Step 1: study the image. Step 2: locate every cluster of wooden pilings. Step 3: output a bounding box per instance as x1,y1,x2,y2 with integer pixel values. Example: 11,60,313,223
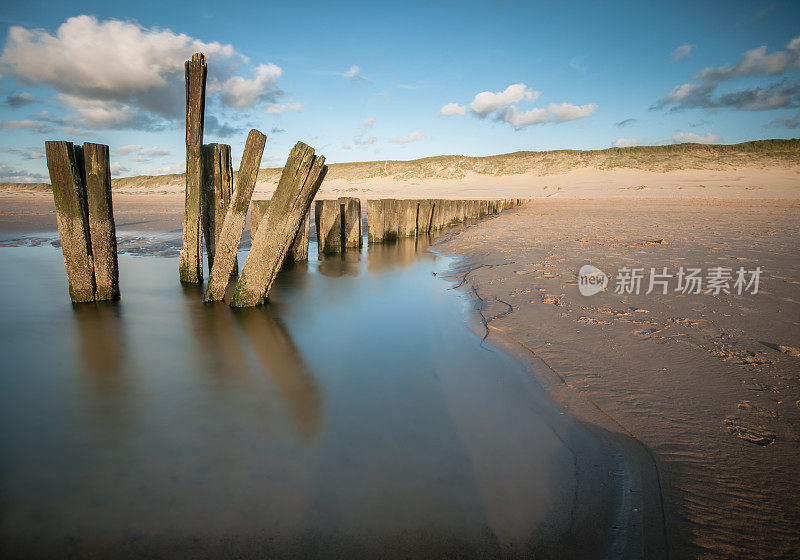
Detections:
174,53,330,308
44,51,527,307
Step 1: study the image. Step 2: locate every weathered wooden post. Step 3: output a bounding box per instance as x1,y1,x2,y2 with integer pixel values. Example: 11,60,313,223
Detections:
179,52,207,284
366,199,384,243
83,143,119,301
203,129,266,302
339,197,362,248
315,199,342,254
46,141,95,303
202,143,235,274
417,200,433,235
397,200,418,238
251,200,310,261
230,141,327,308
382,199,399,241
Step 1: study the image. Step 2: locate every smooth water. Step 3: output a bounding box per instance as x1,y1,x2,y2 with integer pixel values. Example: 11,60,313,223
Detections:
0,233,620,558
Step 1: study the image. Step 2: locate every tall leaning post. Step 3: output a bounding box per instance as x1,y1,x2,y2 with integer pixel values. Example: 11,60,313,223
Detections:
251,200,310,262
83,143,119,301
45,141,95,303
179,52,207,284
230,142,327,308
203,129,267,302
202,143,235,274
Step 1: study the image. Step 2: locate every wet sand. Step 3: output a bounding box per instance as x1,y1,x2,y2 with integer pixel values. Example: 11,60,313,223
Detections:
436,198,800,559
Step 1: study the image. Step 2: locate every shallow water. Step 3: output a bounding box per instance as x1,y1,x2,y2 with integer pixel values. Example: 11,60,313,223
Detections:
0,233,621,558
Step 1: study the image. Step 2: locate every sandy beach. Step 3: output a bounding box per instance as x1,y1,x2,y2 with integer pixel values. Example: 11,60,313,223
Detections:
437,197,800,559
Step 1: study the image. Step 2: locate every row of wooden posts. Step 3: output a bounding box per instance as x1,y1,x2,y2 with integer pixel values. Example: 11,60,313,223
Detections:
44,51,526,307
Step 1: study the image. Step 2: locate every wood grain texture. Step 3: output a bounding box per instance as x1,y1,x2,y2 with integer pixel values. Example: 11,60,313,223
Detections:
83,143,119,301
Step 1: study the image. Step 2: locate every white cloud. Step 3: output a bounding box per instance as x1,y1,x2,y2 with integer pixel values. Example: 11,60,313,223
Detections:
354,134,377,146
469,83,540,116
57,94,143,129
341,142,352,150
443,84,596,128
501,106,548,127
695,36,800,82
115,145,142,156
0,119,52,132
0,146,44,159
390,131,425,144
212,63,282,108
613,138,646,148
110,162,130,176
547,102,598,122
0,163,47,182
0,15,290,130
362,117,376,128
440,102,466,116
670,43,696,62
264,102,303,114
143,162,183,176
671,131,722,144
344,65,367,82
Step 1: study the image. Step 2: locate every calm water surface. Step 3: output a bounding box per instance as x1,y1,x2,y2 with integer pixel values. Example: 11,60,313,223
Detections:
0,232,621,558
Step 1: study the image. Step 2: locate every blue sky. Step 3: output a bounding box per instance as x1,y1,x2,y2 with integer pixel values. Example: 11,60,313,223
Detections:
0,0,798,181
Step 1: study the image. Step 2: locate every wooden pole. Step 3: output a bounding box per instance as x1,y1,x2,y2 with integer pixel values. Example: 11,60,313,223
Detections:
202,143,235,274
45,141,95,303
366,199,384,243
203,129,266,302
230,142,327,308
339,197,362,248
315,199,342,254
83,143,119,301
382,199,399,241
397,199,417,238
179,52,207,284
251,200,310,262
417,200,433,236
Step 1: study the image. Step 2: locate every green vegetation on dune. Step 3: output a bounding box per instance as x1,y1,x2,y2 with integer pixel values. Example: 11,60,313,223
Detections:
4,139,798,191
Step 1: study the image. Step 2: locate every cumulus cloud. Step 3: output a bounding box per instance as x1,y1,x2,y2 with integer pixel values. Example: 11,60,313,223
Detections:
501,106,548,127
613,138,646,148
0,164,47,182
6,91,35,107
442,83,596,128
211,63,282,108
0,119,52,133
113,145,169,160
205,115,241,137
440,102,466,116
547,102,598,122
344,65,367,82
469,84,540,116
0,15,289,131
354,134,377,146
764,113,800,129
655,36,800,112
390,131,425,144
670,44,696,62
671,131,722,144
0,146,45,159
264,102,303,115
110,162,130,176
362,117,376,128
